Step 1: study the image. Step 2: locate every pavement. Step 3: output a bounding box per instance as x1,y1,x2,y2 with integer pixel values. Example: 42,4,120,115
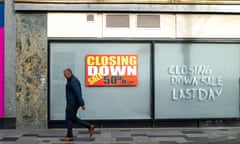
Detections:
0,128,240,144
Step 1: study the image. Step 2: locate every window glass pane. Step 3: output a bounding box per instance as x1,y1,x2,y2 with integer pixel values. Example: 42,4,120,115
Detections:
50,42,151,120
155,43,240,119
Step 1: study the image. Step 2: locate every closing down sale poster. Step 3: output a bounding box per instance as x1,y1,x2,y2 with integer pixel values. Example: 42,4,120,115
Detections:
86,54,138,86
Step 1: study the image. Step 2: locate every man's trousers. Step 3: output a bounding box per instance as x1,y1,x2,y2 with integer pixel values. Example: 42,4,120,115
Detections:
66,103,90,137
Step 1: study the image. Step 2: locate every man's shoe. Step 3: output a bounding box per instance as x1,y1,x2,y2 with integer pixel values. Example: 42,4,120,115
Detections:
88,125,95,138
61,136,74,141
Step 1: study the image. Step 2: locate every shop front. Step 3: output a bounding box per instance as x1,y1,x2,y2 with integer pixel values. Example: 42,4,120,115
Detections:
11,0,240,129
48,40,240,128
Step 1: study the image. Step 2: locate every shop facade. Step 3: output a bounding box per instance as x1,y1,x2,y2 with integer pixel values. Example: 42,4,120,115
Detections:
48,40,240,129
1,0,240,129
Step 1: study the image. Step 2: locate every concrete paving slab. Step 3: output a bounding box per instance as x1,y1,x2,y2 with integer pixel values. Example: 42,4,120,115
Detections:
0,128,240,144
185,134,209,137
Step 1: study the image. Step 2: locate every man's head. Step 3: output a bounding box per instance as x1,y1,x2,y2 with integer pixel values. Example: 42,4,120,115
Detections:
64,68,73,79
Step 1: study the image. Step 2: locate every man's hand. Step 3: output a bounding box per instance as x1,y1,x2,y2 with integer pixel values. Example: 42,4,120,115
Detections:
81,105,86,111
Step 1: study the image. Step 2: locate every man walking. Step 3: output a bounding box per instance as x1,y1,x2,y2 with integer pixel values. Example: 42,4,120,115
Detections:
61,68,95,141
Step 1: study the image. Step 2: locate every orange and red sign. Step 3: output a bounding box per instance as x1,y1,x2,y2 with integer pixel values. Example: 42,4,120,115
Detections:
86,54,138,86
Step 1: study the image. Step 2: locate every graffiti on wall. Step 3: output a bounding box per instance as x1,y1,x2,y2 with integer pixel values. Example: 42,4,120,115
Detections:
168,65,223,102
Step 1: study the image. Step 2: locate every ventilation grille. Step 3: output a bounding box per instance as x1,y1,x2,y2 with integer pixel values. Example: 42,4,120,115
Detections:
137,15,160,28
87,14,94,22
106,15,130,28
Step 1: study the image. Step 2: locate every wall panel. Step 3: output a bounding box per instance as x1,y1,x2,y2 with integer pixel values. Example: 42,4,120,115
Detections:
176,15,240,38
14,0,240,4
0,2,4,118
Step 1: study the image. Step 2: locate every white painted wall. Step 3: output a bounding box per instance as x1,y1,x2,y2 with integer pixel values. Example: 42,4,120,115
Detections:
176,14,240,38
48,13,102,37
48,13,240,38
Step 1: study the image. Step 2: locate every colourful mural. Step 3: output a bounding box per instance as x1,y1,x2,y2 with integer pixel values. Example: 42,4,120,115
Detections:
0,3,4,118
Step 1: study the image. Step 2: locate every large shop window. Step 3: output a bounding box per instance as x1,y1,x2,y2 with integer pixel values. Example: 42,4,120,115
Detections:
155,43,240,119
50,42,151,120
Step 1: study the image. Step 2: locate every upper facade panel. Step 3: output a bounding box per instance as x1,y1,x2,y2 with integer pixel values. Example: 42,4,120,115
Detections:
13,0,240,4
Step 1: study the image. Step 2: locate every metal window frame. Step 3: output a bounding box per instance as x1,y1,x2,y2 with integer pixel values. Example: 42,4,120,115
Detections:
14,3,240,14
